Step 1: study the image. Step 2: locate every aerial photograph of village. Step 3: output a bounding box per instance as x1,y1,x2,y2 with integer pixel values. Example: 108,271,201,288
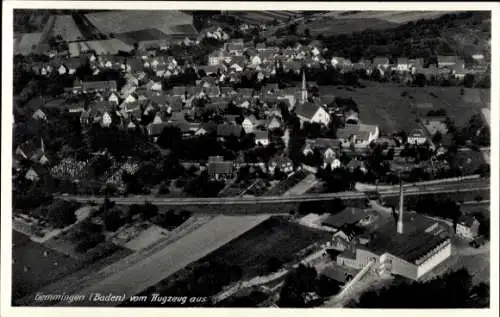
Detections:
9,8,491,308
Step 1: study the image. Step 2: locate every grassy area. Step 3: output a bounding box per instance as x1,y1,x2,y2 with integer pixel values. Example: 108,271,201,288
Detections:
12,231,82,301
205,216,331,278
320,83,489,134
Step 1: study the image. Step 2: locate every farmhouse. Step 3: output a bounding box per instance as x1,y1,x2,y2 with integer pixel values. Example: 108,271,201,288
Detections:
207,156,235,180
336,123,379,147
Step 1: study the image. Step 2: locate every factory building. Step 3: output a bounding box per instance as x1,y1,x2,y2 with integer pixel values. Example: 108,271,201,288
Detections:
336,183,452,281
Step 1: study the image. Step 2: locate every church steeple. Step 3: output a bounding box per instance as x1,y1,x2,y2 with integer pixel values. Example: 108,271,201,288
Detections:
301,70,308,104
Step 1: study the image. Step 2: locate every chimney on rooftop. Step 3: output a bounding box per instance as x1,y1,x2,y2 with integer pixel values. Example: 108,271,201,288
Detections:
397,182,404,234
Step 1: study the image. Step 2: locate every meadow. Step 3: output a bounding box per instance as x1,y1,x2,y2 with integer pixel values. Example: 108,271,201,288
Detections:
320,82,489,135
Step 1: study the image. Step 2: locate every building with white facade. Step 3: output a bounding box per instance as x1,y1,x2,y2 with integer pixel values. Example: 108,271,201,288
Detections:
336,185,452,281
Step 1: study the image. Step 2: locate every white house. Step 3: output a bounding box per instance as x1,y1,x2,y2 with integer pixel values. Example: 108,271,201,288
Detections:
295,102,331,127
407,129,427,145
241,116,256,134
255,131,269,147
32,109,47,121
108,92,120,105
456,216,480,240
396,58,410,72
337,123,379,148
101,112,112,128
251,55,262,65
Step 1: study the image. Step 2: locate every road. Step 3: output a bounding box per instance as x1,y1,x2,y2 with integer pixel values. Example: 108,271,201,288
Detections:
57,178,489,206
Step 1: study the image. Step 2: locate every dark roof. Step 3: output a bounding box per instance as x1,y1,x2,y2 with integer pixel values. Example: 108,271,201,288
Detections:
199,65,220,74
254,130,269,141
171,86,187,96
359,212,449,263
199,122,218,134
458,215,478,228
360,231,450,264
217,124,243,137
295,102,321,120
373,57,389,65
322,208,371,228
321,266,354,283
208,161,235,175
147,122,169,136
438,55,460,64
78,81,117,91
306,138,341,149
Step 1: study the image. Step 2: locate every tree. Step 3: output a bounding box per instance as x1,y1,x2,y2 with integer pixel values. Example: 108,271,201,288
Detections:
414,73,427,87
45,200,79,228
463,74,475,88
266,257,284,274
279,264,319,307
104,207,124,231
352,268,487,308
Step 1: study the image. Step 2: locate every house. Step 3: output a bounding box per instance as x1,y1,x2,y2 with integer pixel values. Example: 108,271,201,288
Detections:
267,117,282,131
302,138,341,165
294,103,331,127
422,117,449,136
472,53,485,62
268,155,294,175
15,140,43,162
438,55,461,68
456,215,480,240
254,131,269,146
72,80,118,93
32,109,47,121
241,115,260,134
322,208,374,230
207,156,235,180
208,50,225,66
396,58,410,72
25,164,48,182
373,57,390,68
407,129,428,145
336,123,379,147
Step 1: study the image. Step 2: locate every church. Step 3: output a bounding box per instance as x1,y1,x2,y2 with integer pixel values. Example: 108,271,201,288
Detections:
293,71,331,127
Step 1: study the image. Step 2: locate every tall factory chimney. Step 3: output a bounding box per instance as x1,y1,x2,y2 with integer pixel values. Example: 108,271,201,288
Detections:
397,182,404,234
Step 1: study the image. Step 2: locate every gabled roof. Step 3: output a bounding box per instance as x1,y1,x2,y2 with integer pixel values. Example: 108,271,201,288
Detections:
373,57,389,65
322,208,371,228
295,102,321,120
438,55,460,64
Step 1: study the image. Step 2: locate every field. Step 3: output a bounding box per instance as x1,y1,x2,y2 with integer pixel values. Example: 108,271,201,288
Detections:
296,11,457,36
319,83,490,134
117,28,169,45
204,216,331,278
52,15,83,42
128,216,331,305
12,231,82,300
54,215,270,305
85,10,194,34
84,39,134,55
232,11,302,25
14,33,43,56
